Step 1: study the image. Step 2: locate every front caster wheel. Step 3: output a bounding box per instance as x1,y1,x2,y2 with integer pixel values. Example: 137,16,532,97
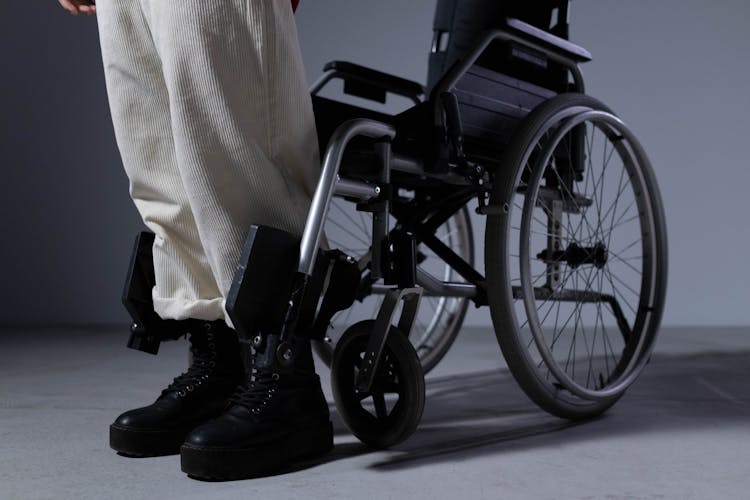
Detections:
331,320,425,448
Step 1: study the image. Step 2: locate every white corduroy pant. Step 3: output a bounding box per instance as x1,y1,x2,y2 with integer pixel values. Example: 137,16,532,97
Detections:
96,1,319,325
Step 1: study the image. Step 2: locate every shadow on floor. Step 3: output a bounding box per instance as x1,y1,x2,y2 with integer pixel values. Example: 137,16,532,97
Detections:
2,327,748,475
324,350,750,471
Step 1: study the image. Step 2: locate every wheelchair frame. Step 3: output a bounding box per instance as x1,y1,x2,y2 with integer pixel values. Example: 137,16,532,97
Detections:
291,10,665,433
298,22,593,329
123,6,667,448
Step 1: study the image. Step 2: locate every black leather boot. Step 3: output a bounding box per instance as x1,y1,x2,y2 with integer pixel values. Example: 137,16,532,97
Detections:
110,319,243,457
180,335,333,480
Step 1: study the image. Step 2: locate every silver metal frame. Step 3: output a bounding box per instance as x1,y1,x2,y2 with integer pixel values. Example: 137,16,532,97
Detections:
298,119,395,277
296,118,482,302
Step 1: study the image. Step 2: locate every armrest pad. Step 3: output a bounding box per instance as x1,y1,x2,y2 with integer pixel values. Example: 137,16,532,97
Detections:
506,18,592,62
323,60,425,99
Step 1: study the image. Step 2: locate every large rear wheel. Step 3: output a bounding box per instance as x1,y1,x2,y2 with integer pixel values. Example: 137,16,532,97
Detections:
486,94,668,419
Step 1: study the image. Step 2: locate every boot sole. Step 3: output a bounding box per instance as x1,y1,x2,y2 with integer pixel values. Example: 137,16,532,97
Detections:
180,421,334,480
110,424,190,457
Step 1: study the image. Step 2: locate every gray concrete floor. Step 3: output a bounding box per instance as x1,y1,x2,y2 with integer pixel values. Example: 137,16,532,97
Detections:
1,325,749,499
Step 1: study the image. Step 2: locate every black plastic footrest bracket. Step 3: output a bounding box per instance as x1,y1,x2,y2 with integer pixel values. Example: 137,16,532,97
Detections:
122,231,193,355
226,225,302,343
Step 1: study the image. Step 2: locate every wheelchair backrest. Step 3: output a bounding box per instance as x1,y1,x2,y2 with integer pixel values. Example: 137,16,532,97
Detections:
424,0,573,161
426,0,570,93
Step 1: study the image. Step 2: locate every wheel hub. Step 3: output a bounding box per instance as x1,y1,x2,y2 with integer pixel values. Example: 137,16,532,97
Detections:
538,241,608,269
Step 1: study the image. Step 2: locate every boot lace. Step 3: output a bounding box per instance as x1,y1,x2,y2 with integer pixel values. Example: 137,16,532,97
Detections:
228,366,280,416
161,327,217,398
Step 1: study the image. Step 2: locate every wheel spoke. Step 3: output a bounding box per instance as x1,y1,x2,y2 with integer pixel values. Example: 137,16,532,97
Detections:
603,266,638,316
372,390,388,419
326,216,371,248
331,200,371,242
609,251,642,275
357,390,371,402
601,213,640,241
605,265,641,298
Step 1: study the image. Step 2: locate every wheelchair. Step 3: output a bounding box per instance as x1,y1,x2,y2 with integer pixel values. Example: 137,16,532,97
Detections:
125,0,668,449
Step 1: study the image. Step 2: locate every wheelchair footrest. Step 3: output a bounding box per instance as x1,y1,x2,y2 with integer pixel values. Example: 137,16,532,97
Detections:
226,225,368,344
226,225,302,341
122,231,195,355
306,250,361,340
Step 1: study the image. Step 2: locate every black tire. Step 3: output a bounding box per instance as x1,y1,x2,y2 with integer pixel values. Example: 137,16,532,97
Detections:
485,93,668,419
331,320,425,448
314,205,474,374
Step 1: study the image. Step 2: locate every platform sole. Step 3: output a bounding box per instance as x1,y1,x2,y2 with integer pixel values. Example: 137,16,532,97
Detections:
180,421,334,480
110,424,191,457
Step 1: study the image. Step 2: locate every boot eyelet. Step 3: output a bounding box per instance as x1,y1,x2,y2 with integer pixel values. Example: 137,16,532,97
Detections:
178,390,186,397
186,385,194,391
208,343,215,349
271,373,280,381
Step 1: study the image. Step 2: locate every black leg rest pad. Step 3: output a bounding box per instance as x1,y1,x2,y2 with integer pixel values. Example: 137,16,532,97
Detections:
226,225,303,341
122,231,198,354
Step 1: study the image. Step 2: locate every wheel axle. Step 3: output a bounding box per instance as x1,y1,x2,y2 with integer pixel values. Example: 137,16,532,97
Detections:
537,241,608,269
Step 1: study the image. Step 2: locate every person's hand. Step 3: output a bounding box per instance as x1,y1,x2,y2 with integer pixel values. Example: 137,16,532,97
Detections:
58,0,96,16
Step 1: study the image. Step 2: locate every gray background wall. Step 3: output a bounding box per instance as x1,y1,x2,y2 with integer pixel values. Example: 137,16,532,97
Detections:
1,0,748,327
